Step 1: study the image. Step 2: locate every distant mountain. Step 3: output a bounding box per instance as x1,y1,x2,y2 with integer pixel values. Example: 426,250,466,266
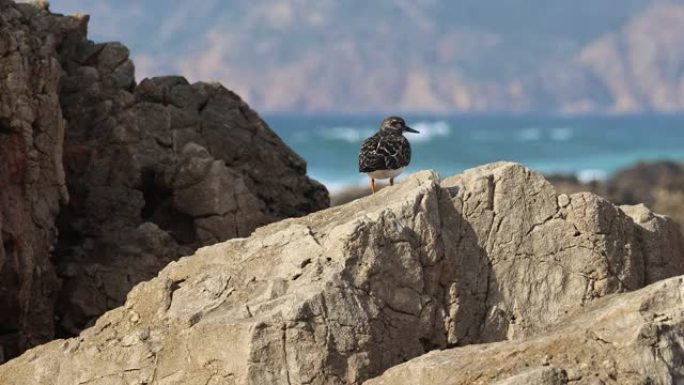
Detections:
48,0,684,114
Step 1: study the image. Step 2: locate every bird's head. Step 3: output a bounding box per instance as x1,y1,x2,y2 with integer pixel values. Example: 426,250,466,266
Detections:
379,116,419,135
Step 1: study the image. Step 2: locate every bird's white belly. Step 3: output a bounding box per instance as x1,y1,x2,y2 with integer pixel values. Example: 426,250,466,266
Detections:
366,167,405,180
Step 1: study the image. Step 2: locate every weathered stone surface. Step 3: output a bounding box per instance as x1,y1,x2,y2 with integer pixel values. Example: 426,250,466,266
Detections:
621,204,684,283
364,275,684,385
55,41,328,336
0,0,74,360
1,163,682,385
442,162,683,343
0,0,328,360
54,60,329,335
550,161,684,233
494,368,568,385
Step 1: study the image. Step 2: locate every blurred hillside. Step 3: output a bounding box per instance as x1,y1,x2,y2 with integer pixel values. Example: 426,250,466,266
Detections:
49,0,684,113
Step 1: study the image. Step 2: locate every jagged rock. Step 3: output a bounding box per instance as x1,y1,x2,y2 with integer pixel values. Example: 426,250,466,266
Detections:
0,0,73,360
441,163,683,343
549,161,684,232
0,0,328,361
55,3,327,338
364,275,684,385
620,204,684,283
1,163,682,385
55,58,328,337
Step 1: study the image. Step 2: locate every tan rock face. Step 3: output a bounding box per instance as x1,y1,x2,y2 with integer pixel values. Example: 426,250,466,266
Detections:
0,0,328,360
549,161,684,235
1,162,682,385
442,163,682,343
364,275,684,385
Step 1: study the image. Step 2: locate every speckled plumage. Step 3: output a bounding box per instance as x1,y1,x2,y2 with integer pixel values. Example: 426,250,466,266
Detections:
358,131,412,173
358,116,418,193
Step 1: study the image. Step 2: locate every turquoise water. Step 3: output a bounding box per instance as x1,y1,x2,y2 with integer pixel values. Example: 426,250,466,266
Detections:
265,114,684,192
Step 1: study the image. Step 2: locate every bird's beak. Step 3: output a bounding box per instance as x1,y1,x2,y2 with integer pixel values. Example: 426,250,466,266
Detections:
403,125,419,134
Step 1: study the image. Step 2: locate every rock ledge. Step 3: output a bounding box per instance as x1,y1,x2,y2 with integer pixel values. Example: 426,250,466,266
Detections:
1,162,682,385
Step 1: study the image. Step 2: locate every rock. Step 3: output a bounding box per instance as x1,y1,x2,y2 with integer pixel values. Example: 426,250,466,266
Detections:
55,58,329,336
549,161,684,234
606,161,684,207
440,162,683,343
0,0,71,359
1,163,682,385
54,33,329,339
620,204,684,283
0,1,329,361
364,275,684,385
494,368,568,385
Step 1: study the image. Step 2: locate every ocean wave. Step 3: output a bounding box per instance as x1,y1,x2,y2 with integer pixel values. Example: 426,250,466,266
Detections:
516,127,542,142
550,127,573,142
576,169,608,183
321,126,376,143
410,120,451,143
320,120,451,144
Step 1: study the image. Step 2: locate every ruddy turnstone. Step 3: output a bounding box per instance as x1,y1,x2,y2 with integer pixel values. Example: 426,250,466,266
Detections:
358,116,419,193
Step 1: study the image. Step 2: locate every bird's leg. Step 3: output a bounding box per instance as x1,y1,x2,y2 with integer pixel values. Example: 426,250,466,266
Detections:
389,177,394,186
370,177,376,194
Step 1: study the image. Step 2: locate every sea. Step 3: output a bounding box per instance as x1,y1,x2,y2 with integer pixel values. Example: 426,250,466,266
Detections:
265,114,684,193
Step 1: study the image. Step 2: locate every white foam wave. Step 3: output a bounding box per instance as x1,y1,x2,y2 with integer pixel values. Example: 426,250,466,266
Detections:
320,120,451,144
411,120,451,143
576,169,608,184
550,127,573,142
321,126,375,143
517,127,542,142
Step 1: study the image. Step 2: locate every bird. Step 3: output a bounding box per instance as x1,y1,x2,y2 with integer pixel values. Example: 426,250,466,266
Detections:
358,116,419,193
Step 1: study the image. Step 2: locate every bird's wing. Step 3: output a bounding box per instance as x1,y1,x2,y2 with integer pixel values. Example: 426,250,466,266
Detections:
358,134,410,172
359,134,385,172
399,136,411,167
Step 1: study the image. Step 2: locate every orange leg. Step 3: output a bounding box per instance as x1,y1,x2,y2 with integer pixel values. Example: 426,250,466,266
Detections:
389,177,394,186
370,177,376,194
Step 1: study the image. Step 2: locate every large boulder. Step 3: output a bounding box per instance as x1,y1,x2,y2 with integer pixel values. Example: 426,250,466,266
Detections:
364,275,684,385
442,162,684,343
55,28,329,337
0,0,329,361
1,162,682,385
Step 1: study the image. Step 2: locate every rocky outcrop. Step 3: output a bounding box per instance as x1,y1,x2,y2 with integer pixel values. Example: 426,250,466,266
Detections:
0,0,73,360
549,161,684,232
55,41,328,337
0,0,328,361
364,275,684,385
1,162,682,385
441,163,684,343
